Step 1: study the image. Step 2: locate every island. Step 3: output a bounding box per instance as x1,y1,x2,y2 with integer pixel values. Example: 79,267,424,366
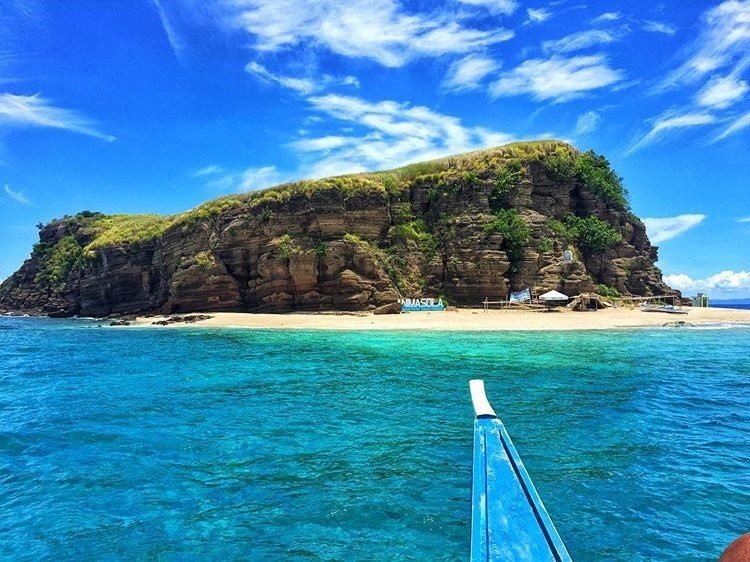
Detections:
0,141,675,317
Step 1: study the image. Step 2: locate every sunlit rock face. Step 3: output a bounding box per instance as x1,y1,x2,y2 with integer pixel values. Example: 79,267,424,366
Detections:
0,141,674,317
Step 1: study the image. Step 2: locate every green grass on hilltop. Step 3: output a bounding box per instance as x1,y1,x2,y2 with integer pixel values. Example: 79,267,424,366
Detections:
41,140,620,254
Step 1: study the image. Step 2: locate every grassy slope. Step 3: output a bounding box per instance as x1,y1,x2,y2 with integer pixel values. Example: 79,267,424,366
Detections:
70,140,579,252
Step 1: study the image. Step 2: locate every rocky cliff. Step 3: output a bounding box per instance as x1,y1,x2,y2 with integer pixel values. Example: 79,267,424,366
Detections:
0,141,675,317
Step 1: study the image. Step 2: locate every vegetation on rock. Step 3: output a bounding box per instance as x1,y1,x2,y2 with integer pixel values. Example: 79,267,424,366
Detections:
563,215,623,254
596,284,621,298
33,235,86,289
0,140,673,317
542,148,629,209
485,209,531,269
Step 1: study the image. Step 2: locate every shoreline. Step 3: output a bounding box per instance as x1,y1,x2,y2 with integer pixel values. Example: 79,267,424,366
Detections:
115,307,750,332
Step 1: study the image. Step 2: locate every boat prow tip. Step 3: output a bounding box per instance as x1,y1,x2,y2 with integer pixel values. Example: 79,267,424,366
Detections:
469,379,497,418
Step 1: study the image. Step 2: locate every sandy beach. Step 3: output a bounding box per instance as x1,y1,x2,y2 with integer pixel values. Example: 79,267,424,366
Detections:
129,306,750,331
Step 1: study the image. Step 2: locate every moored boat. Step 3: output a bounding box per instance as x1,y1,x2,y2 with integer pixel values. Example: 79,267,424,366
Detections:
640,303,688,314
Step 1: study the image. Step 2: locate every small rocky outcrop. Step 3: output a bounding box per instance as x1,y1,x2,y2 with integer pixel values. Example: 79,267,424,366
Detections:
0,141,676,317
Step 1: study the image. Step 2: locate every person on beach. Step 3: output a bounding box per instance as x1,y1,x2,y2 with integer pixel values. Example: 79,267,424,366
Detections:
720,533,750,561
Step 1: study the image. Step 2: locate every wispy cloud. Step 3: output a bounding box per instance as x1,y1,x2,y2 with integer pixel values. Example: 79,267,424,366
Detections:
660,0,750,89
643,20,677,36
628,112,716,153
245,61,358,94
490,54,624,102
150,0,186,60
192,165,224,177
642,214,706,244
737,216,750,223
456,0,518,15
288,135,355,152
542,30,620,54
665,270,750,294
696,73,749,109
0,93,115,141
442,54,499,92
293,94,516,178
246,61,319,95
574,110,600,135
592,12,620,24
227,0,513,68
640,2,749,149
198,164,288,192
4,183,30,205
526,8,551,24
714,110,750,141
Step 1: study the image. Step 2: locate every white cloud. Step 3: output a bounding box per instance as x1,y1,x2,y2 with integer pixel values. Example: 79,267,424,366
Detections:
696,73,749,108
4,184,30,205
0,93,115,141
245,61,360,94
660,0,750,89
574,110,600,135
642,214,706,244
228,0,513,68
442,54,499,92
150,0,186,59
714,110,750,140
288,135,354,152
192,165,224,177
238,166,284,190
200,165,288,192
526,8,551,23
643,20,677,36
294,93,516,178
592,12,620,24
664,270,750,294
628,112,716,153
737,216,750,222
456,0,518,15
490,54,624,102
246,61,318,94
542,30,618,54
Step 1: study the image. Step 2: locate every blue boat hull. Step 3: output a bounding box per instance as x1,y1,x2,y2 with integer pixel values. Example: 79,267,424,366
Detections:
471,416,571,561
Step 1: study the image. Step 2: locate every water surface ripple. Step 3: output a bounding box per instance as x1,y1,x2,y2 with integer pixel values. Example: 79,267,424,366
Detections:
1,318,749,560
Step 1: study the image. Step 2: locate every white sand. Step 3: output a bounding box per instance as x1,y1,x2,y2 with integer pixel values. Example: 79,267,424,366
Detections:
129,306,750,331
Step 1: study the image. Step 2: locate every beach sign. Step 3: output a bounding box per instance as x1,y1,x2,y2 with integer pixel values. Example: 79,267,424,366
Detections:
401,297,446,312
509,288,531,303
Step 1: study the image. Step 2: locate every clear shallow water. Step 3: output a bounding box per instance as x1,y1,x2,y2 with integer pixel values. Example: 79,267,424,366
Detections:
1,318,749,561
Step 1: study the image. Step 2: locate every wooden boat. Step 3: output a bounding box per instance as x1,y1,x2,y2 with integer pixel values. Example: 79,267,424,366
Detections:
470,380,571,562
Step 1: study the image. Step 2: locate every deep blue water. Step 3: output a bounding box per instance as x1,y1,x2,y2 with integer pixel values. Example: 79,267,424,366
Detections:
711,303,750,310
1,318,749,561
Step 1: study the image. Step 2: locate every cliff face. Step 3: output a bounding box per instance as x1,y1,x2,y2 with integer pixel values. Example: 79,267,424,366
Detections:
0,141,674,317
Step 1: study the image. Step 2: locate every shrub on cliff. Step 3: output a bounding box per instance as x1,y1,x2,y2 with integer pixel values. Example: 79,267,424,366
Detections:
542,149,629,210
575,151,629,210
596,284,620,298
490,159,524,212
485,209,531,268
33,235,86,289
564,215,622,255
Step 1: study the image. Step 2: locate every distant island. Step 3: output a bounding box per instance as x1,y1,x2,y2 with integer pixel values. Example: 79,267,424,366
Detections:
0,141,675,317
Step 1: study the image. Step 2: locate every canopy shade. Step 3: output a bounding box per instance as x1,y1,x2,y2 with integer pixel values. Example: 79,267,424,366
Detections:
539,290,569,301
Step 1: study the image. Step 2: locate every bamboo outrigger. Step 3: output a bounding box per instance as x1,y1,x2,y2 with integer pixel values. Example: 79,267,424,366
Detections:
470,380,572,561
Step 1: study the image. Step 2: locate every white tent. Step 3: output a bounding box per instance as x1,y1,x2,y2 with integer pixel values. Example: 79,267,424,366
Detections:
539,290,569,301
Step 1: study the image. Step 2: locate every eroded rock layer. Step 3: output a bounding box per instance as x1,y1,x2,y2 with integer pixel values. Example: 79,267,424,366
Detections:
0,141,675,316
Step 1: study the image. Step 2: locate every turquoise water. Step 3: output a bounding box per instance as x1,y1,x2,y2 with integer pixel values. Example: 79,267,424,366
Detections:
1,318,749,560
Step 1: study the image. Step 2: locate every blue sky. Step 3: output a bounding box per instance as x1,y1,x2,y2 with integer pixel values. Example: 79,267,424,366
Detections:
1,0,749,298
